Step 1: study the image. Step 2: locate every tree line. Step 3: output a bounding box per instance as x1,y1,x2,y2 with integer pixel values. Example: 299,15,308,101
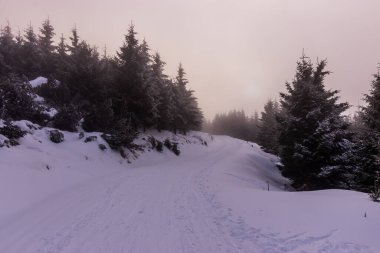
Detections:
0,19,203,144
206,56,380,196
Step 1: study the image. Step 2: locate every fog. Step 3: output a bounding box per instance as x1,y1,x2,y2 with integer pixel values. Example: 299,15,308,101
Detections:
2,0,380,119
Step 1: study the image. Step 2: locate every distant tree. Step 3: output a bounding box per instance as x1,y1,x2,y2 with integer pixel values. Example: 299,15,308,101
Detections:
278,56,357,190
209,110,255,141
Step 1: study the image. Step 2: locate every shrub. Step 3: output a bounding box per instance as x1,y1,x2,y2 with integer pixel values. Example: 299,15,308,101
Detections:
164,139,172,149
98,144,107,151
156,140,163,152
0,124,26,139
84,136,97,143
171,142,180,156
0,76,47,124
49,130,64,143
52,105,80,132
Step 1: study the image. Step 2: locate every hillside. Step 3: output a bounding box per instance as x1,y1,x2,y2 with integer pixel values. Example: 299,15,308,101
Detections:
0,124,379,253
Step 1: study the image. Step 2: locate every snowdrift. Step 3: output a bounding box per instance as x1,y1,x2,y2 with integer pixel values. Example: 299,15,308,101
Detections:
0,123,379,253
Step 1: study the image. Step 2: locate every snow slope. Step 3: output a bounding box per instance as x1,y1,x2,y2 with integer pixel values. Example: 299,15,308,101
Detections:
0,125,379,253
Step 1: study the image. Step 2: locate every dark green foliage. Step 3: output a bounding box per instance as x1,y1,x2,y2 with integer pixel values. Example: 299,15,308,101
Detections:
0,76,48,124
84,136,97,143
49,129,64,143
156,140,163,152
0,20,203,149
278,56,355,190
0,123,26,139
52,105,80,132
101,119,137,150
257,100,281,154
171,142,180,156
369,172,380,201
164,138,172,149
98,143,107,151
164,138,180,155
358,72,380,192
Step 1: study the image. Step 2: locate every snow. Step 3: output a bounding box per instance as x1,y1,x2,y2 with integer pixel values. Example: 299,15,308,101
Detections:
0,127,379,253
29,76,48,88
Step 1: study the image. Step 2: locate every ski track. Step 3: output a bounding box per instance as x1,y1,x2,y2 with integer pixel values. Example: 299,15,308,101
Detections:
0,137,371,253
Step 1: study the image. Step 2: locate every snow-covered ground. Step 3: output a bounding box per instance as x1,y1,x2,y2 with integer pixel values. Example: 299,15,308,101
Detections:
0,124,379,253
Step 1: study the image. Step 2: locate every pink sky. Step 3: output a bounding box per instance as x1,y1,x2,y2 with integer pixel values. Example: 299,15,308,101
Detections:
2,0,380,119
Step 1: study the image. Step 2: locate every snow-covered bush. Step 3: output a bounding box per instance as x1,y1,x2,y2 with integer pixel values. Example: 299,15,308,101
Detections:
0,123,26,139
52,105,80,132
49,130,64,143
0,76,48,124
156,141,163,152
164,139,180,155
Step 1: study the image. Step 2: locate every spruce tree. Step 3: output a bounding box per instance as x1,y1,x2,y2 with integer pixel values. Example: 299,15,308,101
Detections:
38,18,56,75
0,23,16,76
358,71,380,191
278,56,356,190
258,99,280,154
19,23,41,78
173,63,203,133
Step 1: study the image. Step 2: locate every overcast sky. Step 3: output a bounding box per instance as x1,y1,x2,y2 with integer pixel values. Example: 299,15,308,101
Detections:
2,0,380,119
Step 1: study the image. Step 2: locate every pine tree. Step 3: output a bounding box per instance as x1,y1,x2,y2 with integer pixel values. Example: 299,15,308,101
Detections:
0,22,16,76
258,99,280,154
278,56,356,190
68,26,80,54
38,18,56,75
357,70,380,191
173,63,203,133
19,23,41,78
115,24,154,129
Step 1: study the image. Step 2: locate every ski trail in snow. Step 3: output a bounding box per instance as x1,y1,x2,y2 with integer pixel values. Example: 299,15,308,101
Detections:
0,137,373,253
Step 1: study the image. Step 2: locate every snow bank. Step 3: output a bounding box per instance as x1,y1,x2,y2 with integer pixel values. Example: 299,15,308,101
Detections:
0,127,379,253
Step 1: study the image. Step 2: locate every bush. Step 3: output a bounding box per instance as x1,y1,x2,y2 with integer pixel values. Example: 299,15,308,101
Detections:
156,141,163,152
0,76,48,124
171,142,180,156
84,136,97,143
98,144,107,151
164,139,172,149
101,119,137,151
0,124,26,139
52,105,80,132
49,130,64,143
163,138,180,155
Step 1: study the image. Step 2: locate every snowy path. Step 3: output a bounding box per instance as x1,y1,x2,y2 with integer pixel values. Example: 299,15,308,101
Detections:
0,135,378,253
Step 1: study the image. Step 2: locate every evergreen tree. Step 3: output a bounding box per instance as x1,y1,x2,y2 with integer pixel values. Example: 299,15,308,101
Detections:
68,26,80,54
19,23,41,77
38,18,56,75
0,23,16,76
278,56,356,190
115,24,154,129
173,63,203,133
258,99,280,154
357,71,380,191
